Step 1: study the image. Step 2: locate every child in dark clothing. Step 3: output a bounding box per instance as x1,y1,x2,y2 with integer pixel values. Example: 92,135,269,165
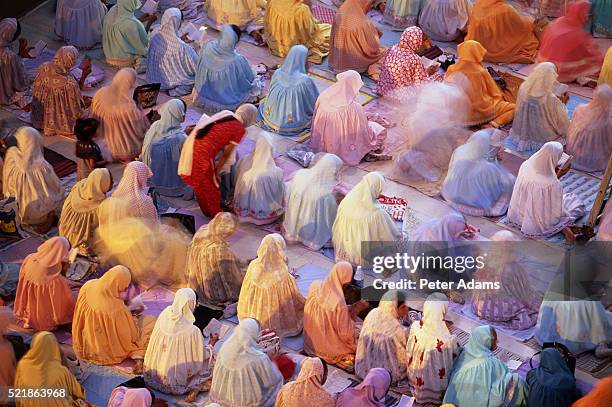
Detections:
74,118,105,180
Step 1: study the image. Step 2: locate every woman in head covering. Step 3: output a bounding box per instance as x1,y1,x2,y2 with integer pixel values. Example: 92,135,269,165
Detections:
209,318,284,407
15,332,86,406
193,25,263,113
572,377,612,407
259,45,320,136
2,127,64,229
72,266,156,371
144,288,216,401
102,0,148,71
538,1,603,83
304,262,358,369
146,8,198,97
233,136,285,225
108,387,153,407
0,18,28,105
238,234,305,337
443,325,527,406
377,26,442,101
599,47,612,88
208,0,267,42
141,99,189,197
0,307,15,387
179,104,257,217
31,46,84,137
187,212,246,308
283,153,343,250
442,129,515,217
419,0,471,41
445,40,516,127
55,0,107,49
336,367,392,407
507,141,585,238
566,84,612,173
264,0,331,64
332,172,401,265
92,68,149,162
158,0,201,20
406,293,458,404
526,348,579,407
311,70,386,166
98,161,157,226
471,231,542,330
275,357,334,407
13,237,73,331
329,0,386,78
356,291,408,385
59,168,112,248
465,0,539,63
382,0,421,28
509,63,570,152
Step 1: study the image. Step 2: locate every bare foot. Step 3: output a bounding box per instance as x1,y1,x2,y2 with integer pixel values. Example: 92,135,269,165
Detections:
133,359,144,375
561,227,576,242
184,389,199,403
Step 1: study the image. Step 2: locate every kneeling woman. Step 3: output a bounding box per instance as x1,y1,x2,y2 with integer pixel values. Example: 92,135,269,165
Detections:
442,129,515,217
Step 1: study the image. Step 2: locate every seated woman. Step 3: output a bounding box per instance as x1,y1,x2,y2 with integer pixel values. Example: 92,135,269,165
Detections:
507,141,585,239
259,45,319,136
0,18,28,105
383,0,421,28
2,127,64,231
209,318,284,407
187,213,246,309
599,47,612,87
107,387,153,407
208,0,267,44
526,348,580,407
193,25,263,113
92,68,149,162
59,168,112,251
55,0,107,49
443,326,527,406
377,26,443,101
146,8,198,97
238,234,305,337
31,46,87,137
419,0,471,42
159,0,201,20
72,266,156,372
329,0,386,78
356,291,408,385
538,1,603,83
141,99,189,197
265,0,331,64
102,0,148,71
509,63,569,152
144,288,217,402
179,104,256,217
466,0,539,63
275,357,334,407
14,237,74,331
407,293,458,404
15,332,86,405
283,153,343,251
0,307,15,387
233,137,285,225
566,84,612,173
446,40,515,127
304,262,359,369
311,70,386,166
332,172,401,265
442,129,515,217
336,368,392,406
471,231,542,330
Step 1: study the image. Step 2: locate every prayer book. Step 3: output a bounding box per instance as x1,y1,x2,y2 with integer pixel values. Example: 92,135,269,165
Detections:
557,152,573,172
377,195,408,221
322,369,353,394
552,82,569,98
140,0,158,14
29,40,46,58
179,22,206,43
202,318,231,340
506,359,523,371
133,83,161,109
396,395,416,407
421,56,441,71
127,295,146,313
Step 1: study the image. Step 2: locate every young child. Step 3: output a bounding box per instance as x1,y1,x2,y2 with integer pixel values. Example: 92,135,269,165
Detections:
74,118,105,181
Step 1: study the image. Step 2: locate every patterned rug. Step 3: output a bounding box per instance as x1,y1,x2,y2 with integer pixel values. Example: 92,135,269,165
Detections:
311,4,337,24
43,147,77,178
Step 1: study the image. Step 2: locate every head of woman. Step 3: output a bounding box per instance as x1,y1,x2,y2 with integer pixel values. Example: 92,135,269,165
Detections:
75,118,100,142
296,357,328,386
348,367,392,403
109,68,138,98
98,265,132,299
527,141,563,177
457,40,487,64
52,46,79,74
115,161,153,196
204,212,238,241
0,18,20,47
216,24,240,54
118,0,143,15
256,233,287,269
464,325,497,360
13,126,43,162
235,103,258,127
399,26,423,53
565,1,591,26
280,45,309,77
20,331,62,369
160,7,182,34
168,287,196,324
31,236,70,274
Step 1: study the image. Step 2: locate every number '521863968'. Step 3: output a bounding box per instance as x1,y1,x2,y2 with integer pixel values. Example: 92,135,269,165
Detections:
1,387,67,400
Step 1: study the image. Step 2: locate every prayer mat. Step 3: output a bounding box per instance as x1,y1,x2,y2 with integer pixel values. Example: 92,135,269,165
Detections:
499,150,525,176
499,71,524,103
449,324,527,365
0,235,44,262
43,147,77,178
311,4,337,24
275,155,303,182
457,302,537,341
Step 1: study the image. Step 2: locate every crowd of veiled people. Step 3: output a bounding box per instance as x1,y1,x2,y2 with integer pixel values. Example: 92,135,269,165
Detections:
0,0,611,405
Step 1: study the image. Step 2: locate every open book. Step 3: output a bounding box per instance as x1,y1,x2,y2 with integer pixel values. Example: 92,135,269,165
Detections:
557,152,573,172
202,318,231,340
140,0,158,14
179,22,206,43
421,56,441,72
